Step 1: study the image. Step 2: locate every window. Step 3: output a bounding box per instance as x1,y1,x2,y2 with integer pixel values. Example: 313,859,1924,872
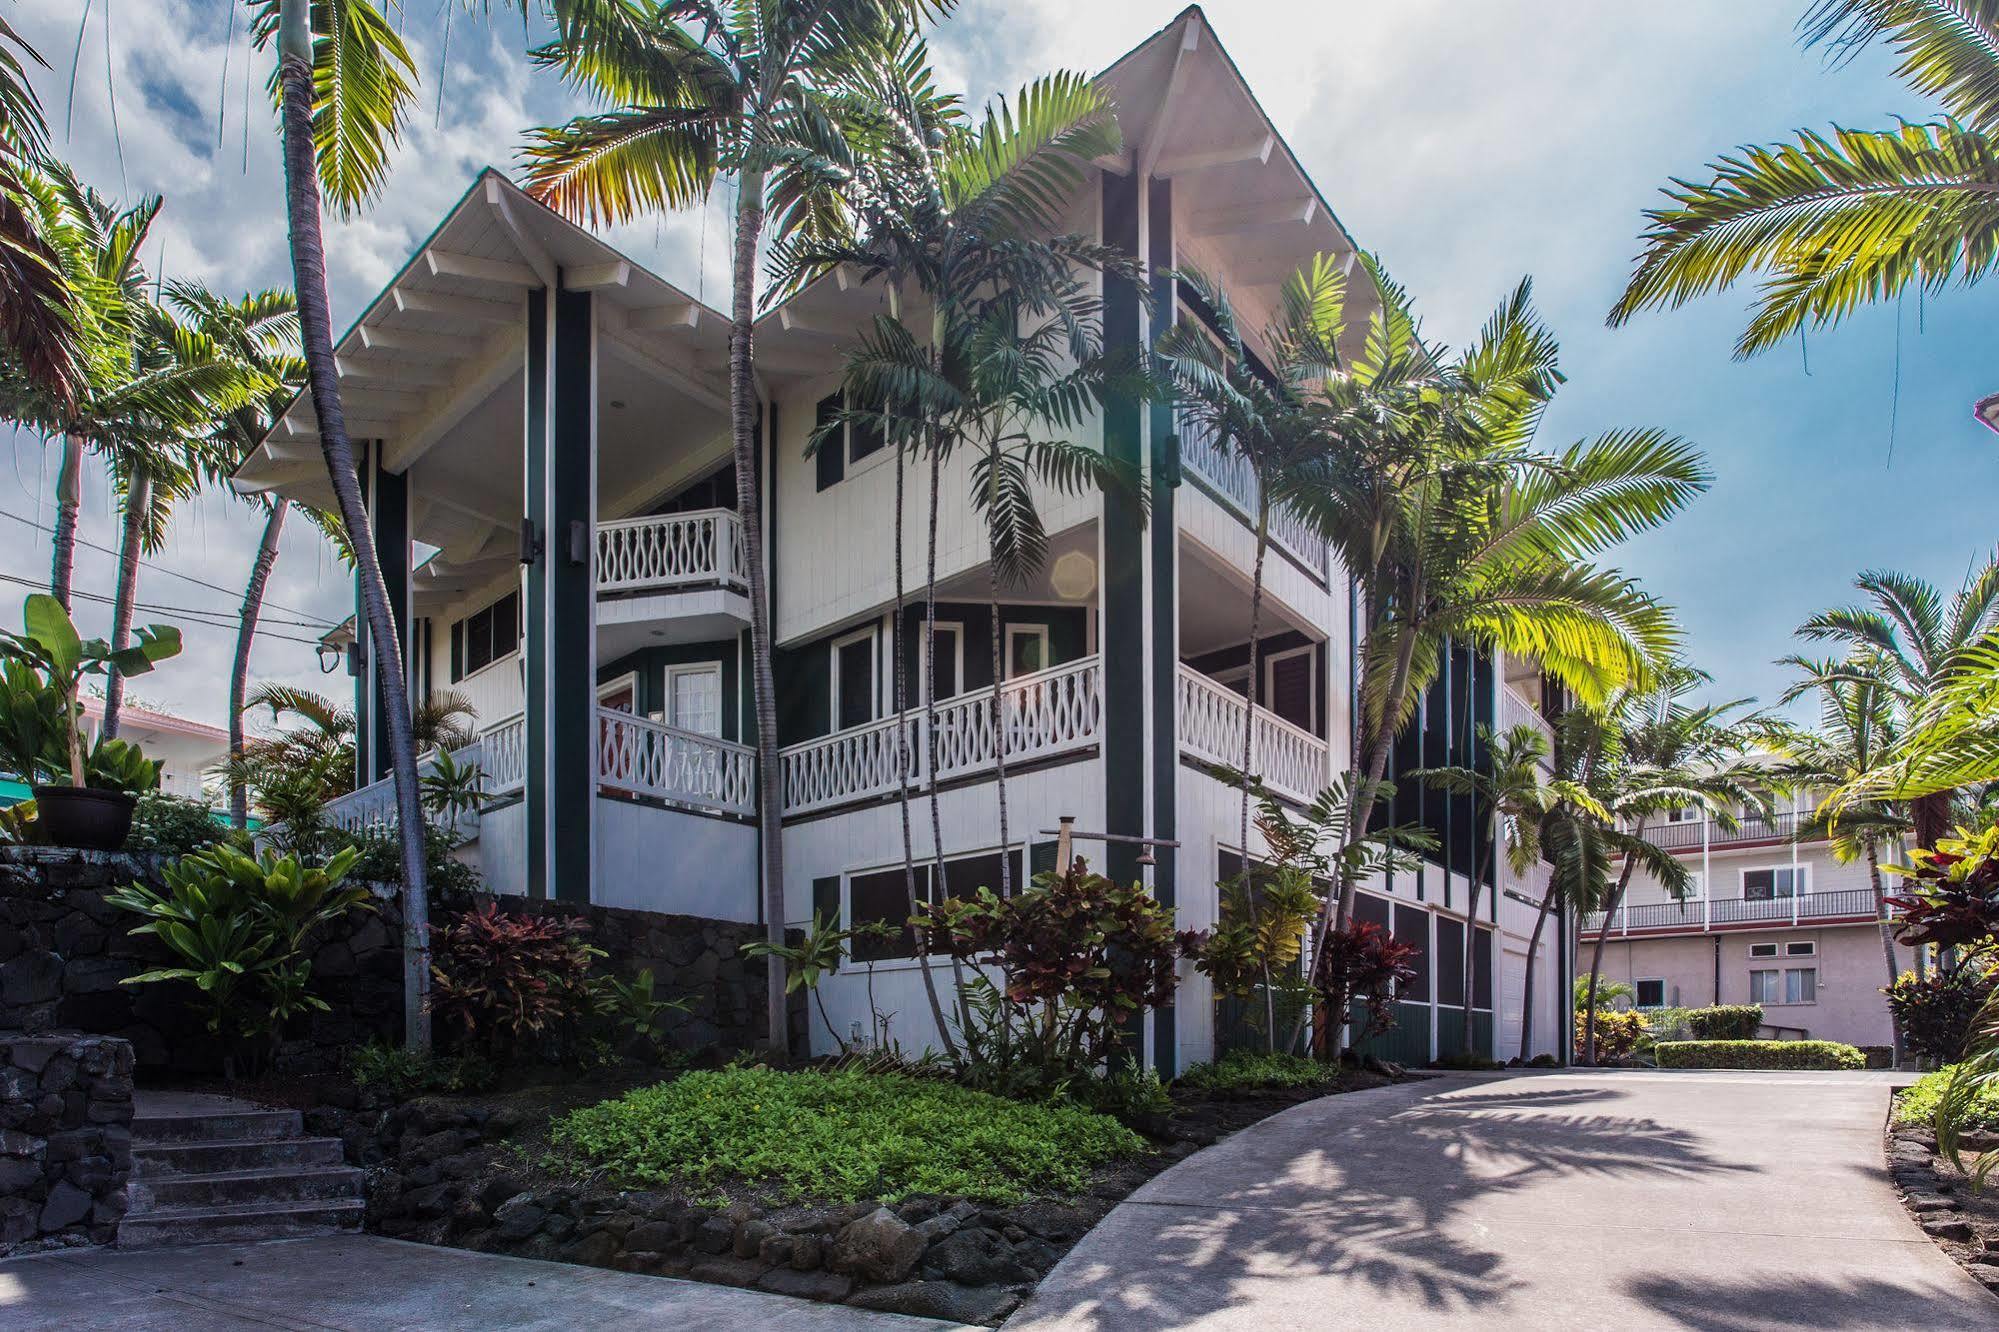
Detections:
833,628,878,731
812,390,888,490
1683,872,1705,900
1005,624,1049,679
667,664,722,737
1749,969,1780,1005
1743,865,1806,901
1265,646,1317,733
1393,902,1429,1002
1634,978,1667,1009
925,624,963,702
1435,916,1466,1008
848,848,1024,962
1748,942,1779,959
1665,806,1698,824
1785,967,1817,1004
452,589,519,681
1784,940,1816,958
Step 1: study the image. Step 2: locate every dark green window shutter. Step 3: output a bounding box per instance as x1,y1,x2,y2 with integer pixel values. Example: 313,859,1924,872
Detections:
1029,839,1058,880
449,621,462,682
814,393,844,491
812,875,842,970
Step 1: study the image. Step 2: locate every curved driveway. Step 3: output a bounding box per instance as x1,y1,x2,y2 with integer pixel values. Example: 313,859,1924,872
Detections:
1013,1070,1999,1331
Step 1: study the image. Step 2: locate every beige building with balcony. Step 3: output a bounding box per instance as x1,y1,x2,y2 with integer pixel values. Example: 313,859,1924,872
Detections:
1579,802,1917,1053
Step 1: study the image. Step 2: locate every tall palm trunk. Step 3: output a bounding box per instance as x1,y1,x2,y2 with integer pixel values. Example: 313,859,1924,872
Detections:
1519,872,1556,1065
230,498,289,828
896,437,955,1057
986,568,1011,893
1237,500,1275,1049
50,435,83,612
1582,829,1645,1065
1461,837,1492,1056
1868,840,1903,1067
277,3,429,1052
1910,791,1951,851
923,433,971,1034
726,168,788,1058
101,468,150,740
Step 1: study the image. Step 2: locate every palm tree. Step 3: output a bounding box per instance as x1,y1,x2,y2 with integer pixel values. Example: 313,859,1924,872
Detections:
1154,257,1345,1047
1414,722,1592,1056
785,64,1132,1055
165,281,308,828
524,0,947,1054
1517,708,1617,1063
1576,667,1775,1065
1795,561,1999,848
1608,0,1999,356
0,15,82,406
1771,651,1912,1062
1277,265,1704,1056
225,682,476,819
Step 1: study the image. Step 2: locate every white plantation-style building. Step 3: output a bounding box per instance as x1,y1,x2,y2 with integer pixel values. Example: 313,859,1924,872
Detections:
233,9,1571,1072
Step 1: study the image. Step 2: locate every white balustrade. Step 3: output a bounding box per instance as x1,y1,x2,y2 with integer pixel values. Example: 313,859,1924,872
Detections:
597,708,755,816
1175,664,1329,804
1498,684,1555,767
596,509,746,595
1177,413,1330,578
481,715,527,796
779,655,1104,815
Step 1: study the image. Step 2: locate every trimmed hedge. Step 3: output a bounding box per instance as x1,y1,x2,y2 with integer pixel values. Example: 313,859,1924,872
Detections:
1684,1005,1762,1040
1654,1039,1864,1070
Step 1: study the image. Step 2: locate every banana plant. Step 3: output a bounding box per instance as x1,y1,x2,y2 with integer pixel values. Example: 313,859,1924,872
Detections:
0,593,179,787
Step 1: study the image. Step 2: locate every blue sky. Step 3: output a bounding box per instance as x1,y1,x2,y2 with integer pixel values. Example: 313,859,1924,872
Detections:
3,0,1992,728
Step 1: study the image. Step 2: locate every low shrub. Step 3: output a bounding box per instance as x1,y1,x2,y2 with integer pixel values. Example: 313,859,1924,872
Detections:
1177,1049,1337,1092
125,792,237,856
348,1040,496,1097
1578,1008,1647,1061
1435,1053,1506,1070
1639,1006,1697,1045
1896,1064,1999,1134
1685,1005,1763,1040
1654,1039,1864,1070
429,903,602,1063
1885,966,1994,1064
552,1066,1146,1203
1527,1053,1559,1069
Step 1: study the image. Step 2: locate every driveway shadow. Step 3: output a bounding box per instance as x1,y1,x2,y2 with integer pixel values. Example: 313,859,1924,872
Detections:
1022,1077,1755,1330
1626,1272,1999,1330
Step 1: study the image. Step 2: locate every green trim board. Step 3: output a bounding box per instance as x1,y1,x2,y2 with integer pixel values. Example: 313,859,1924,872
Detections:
547,286,596,904
1101,169,1145,886
1147,172,1178,1078
523,288,551,899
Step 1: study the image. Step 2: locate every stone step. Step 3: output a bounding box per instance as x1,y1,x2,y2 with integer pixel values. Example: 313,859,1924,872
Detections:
131,1108,303,1145
134,1135,348,1177
115,1197,365,1249
129,1164,364,1213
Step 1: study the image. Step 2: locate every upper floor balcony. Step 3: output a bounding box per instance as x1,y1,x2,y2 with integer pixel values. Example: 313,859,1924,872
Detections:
596,508,746,599
1648,810,1819,853
1177,413,1331,582
1580,887,1885,937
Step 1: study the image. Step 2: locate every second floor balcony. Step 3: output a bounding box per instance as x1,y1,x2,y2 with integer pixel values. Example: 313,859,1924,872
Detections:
596,508,747,599
1581,887,1884,936
1648,810,1817,853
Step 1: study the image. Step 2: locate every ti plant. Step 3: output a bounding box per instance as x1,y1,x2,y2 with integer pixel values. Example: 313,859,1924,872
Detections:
742,911,888,1056
420,747,488,834
593,966,694,1051
0,593,179,787
107,842,370,1045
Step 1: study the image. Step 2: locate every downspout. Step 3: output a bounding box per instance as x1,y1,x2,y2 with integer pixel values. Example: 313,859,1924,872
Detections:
1712,936,1721,1006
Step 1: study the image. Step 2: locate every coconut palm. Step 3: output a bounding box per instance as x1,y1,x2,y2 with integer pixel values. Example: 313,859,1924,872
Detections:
1576,668,1776,1064
1275,265,1705,1056
524,0,950,1053
785,63,1133,1055
1794,561,1999,848
0,16,81,405
223,683,476,819
1609,1,1999,357
1771,651,1913,1061
1413,722,1595,1056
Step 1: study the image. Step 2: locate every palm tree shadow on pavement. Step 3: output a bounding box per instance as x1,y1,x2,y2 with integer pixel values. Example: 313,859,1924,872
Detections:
1625,1273,1996,1331
1012,1079,1757,1330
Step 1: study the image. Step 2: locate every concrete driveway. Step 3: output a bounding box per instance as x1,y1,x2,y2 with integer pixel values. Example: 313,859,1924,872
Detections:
0,1231,955,1331
1013,1070,1999,1331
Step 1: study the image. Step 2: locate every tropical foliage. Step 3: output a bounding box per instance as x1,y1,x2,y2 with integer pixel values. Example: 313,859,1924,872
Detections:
0,593,179,789
1609,1,1999,356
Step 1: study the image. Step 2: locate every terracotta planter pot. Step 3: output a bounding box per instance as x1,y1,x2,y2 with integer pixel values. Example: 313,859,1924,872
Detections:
32,785,138,851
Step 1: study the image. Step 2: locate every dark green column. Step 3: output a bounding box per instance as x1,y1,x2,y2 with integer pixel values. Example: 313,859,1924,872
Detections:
524,290,551,898
354,441,409,788
1102,170,1144,888
1146,174,1179,1077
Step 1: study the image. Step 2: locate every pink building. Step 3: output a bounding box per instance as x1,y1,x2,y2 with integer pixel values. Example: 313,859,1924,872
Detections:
1578,804,1917,1053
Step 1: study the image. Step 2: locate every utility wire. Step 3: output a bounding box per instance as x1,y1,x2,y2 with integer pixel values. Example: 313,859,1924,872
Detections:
0,507,340,627
0,571,331,648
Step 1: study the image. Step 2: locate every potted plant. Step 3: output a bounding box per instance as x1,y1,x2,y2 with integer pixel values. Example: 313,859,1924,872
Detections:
0,594,180,849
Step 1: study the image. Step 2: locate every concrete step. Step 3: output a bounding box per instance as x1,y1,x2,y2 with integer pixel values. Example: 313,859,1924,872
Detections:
134,1135,348,1177
114,1197,365,1249
129,1165,364,1213
131,1108,303,1144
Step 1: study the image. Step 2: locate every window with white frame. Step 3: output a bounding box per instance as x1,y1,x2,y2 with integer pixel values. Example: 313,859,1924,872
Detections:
1749,969,1780,1005
666,663,722,737
1748,942,1779,959
832,626,879,731
1742,865,1807,901
1005,624,1049,679
1784,940,1816,958
1785,967,1817,1004
1634,978,1667,1009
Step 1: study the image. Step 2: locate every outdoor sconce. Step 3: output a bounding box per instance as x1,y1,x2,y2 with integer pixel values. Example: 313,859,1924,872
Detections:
519,518,543,566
